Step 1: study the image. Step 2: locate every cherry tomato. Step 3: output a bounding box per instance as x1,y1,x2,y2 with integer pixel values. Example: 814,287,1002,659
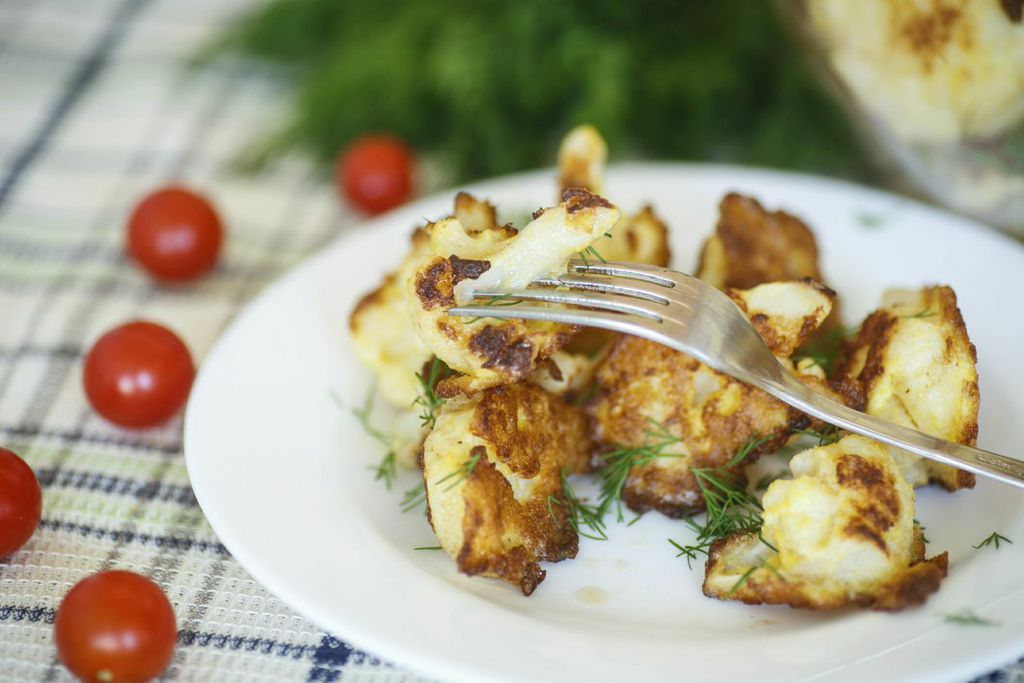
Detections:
336,135,414,215
55,570,177,683
127,186,223,282
82,321,195,429
0,447,41,557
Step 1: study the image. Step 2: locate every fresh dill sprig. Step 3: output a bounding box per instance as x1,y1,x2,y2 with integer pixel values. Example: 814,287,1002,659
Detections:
577,244,607,266
791,324,858,376
726,566,758,597
466,293,525,324
436,452,482,492
791,425,843,446
973,531,1012,550
400,452,483,514
595,418,685,522
943,609,999,627
346,387,398,489
672,435,772,568
914,518,930,545
856,211,886,229
548,470,607,541
401,483,427,513
413,546,442,551
412,357,448,429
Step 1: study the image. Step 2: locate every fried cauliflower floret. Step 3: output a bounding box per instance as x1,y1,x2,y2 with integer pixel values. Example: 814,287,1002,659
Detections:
556,125,671,268
704,435,948,611
696,193,823,291
807,0,1024,145
349,227,434,407
836,286,979,490
423,383,592,595
557,124,607,195
408,188,619,396
589,280,861,517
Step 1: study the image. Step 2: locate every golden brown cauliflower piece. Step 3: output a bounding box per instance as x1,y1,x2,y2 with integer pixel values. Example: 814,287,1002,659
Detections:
836,286,979,490
696,193,823,290
589,280,861,517
556,125,671,268
408,188,619,397
349,227,434,408
704,435,948,611
349,191,502,408
422,383,592,595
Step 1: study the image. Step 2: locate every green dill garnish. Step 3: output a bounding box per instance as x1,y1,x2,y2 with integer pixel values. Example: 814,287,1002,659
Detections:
943,609,999,627
671,435,771,568
400,451,482,514
346,387,398,489
400,483,427,513
436,452,482,492
972,531,1012,550
412,357,448,429
548,470,607,541
902,309,937,319
790,425,843,446
595,419,685,522
413,546,442,551
603,231,614,238
466,293,525,323
726,566,757,597
791,324,857,376
914,519,929,545
856,211,886,229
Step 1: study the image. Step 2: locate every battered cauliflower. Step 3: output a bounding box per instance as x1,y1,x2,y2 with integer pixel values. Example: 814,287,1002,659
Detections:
349,192,502,408
408,188,619,396
806,0,1024,144
422,383,592,595
588,280,862,517
704,435,948,611
556,125,672,268
836,286,979,490
696,193,823,291
349,227,434,408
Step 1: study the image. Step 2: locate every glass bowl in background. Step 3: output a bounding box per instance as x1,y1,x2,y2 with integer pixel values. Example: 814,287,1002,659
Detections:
778,0,1024,237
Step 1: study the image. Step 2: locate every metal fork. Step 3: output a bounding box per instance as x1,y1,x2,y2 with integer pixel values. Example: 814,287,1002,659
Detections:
448,260,1024,491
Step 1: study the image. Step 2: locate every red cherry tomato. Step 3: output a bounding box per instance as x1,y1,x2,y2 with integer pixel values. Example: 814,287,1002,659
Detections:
55,570,177,683
336,135,414,215
127,186,223,282
0,447,41,557
82,321,195,428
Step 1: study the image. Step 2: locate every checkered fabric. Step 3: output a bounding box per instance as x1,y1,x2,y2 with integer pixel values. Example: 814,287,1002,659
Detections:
0,0,435,680
0,1,1020,682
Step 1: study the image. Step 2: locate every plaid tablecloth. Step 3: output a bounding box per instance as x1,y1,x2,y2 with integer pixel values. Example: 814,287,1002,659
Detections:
0,1,1020,682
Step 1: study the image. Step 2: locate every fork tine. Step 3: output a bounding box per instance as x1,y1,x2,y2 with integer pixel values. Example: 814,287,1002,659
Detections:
469,289,664,320
537,273,676,306
447,304,665,335
568,259,679,287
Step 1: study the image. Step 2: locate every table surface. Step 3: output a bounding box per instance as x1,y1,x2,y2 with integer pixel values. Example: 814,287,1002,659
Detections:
0,1,1018,682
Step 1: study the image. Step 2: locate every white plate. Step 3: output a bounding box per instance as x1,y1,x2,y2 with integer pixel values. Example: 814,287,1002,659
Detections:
184,164,1024,683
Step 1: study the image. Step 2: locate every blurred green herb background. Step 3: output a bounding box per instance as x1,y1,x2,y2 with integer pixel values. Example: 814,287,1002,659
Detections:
213,0,870,182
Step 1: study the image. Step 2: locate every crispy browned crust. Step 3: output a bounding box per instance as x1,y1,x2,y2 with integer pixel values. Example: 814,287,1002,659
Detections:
702,527,947,612
836,286,979,490
588,335,839,517
698,193,822,290
727,279,836,358
835,453,901,552
411,249,579,397
437,384,592,595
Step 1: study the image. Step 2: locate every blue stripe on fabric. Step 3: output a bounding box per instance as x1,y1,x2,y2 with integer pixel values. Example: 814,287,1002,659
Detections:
0,0,151,211
35,468,198,507
0,424,182,455
177,629,316,659
37,519,229,556
307,635,355,682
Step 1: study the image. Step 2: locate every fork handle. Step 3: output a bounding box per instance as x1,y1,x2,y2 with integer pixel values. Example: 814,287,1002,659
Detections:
756,371,1024,490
